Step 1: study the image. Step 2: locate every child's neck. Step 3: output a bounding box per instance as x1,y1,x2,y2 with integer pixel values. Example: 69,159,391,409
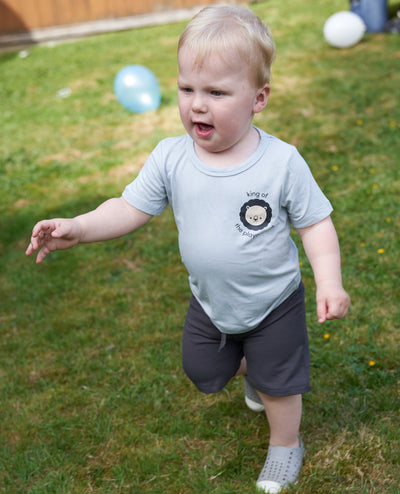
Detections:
195,127,260,168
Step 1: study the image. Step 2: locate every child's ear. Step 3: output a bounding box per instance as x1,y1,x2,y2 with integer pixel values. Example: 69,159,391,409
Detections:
253,84,270,113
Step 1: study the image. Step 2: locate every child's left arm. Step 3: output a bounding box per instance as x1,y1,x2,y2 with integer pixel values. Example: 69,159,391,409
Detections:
296,216,350,324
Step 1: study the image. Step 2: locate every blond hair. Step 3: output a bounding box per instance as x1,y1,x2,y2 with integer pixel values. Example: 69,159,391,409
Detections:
178,5,276,87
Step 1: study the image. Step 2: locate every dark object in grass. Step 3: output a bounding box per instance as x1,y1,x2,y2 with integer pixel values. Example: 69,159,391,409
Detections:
383,17,400,33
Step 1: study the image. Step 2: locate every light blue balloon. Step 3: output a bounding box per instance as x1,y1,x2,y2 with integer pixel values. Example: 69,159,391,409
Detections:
114,65,161,113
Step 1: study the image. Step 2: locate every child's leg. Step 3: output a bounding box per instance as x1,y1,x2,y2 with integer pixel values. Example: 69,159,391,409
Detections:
258,393,302,448
255,393,304,493
238,359,302,447
235,356,247,376
237,283,308,492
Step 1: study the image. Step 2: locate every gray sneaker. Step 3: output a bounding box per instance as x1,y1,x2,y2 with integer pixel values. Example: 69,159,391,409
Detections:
244,377,264,412
256,438,305,493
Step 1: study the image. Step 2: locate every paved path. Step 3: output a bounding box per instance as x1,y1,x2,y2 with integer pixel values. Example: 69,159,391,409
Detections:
0,7,202,51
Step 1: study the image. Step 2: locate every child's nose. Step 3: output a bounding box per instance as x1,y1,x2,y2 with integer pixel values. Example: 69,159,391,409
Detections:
191,93,207,113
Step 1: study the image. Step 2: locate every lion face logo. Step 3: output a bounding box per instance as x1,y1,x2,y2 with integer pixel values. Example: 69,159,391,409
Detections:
239,199,272,231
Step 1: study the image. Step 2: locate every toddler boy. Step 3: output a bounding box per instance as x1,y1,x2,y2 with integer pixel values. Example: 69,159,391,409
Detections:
26,5,350,492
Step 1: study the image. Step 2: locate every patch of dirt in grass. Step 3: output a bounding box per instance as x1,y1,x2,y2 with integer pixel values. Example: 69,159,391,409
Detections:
311,427,396,490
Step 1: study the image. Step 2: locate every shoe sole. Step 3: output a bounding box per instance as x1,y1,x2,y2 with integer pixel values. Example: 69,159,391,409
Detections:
245,395,265,412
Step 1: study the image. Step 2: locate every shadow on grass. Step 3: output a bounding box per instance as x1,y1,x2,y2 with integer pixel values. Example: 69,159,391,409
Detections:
2,194,109,243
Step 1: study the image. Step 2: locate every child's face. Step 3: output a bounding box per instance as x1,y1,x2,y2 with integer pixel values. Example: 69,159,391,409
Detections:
177,46,269,161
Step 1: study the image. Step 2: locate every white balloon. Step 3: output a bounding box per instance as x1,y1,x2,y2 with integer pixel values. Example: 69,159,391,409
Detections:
323,11,366,48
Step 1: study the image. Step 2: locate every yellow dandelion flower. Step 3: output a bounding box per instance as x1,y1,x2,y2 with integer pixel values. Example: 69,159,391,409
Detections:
389,121,396,128
360,242,366,248
299,261,303,267
332,165,339,171
369,360,376,367
357,119,363,125
377,248,385,254
372,184,378,189
386,218,391,223
323,333,330,339
369,169,375,174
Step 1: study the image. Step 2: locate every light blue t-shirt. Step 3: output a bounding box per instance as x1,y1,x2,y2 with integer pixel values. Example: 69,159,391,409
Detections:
122,128,333,334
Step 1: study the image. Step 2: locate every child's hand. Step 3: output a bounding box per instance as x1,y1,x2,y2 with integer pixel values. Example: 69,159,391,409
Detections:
26,219,82,264
316,281,350,323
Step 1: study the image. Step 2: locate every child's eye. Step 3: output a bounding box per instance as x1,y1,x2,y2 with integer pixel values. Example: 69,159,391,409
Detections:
180,87,193,94
211,90,223,97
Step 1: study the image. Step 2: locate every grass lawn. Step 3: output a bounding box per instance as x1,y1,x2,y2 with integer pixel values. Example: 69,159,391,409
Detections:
1,0,399,492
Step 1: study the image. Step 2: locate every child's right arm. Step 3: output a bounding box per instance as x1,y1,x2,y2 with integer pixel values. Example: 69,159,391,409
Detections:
26,197,153,264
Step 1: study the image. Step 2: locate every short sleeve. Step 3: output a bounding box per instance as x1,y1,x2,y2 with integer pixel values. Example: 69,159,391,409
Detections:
282,148,333,228
122,142,169,216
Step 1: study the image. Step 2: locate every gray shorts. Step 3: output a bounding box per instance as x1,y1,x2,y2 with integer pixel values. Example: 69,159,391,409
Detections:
182,282,310,397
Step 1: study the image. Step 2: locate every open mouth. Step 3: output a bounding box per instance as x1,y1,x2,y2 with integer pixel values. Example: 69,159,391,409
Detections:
194,122,214,138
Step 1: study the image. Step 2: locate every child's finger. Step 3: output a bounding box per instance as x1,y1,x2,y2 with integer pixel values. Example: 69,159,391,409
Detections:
32,220,53,237
36,245,50,264
51,223,70,238
26,234,41,252
317,299,328,323
327,300,350,320
25,243,34,256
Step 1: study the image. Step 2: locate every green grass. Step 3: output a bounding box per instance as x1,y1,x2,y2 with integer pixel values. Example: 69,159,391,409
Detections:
1,0,399,492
